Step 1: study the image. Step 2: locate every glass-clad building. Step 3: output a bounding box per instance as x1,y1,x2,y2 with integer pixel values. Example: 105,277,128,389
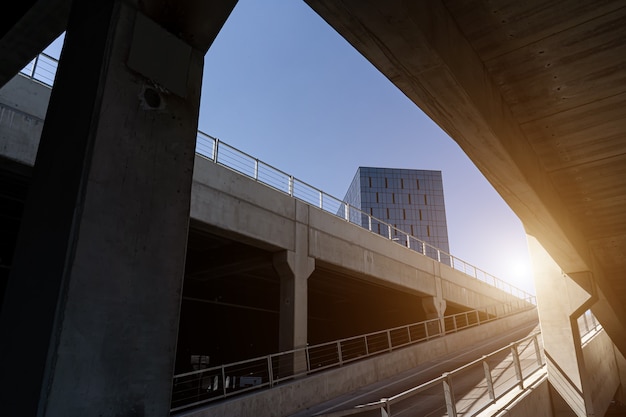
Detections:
342,167,450,263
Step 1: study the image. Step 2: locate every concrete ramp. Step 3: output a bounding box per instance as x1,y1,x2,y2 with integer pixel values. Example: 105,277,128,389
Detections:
175,308,538,417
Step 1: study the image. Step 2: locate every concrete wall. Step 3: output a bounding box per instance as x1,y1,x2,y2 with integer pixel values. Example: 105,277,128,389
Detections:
582,330,621,416
0,74,50,165
492,377,553,417
176,308,539,417
191,156,529,312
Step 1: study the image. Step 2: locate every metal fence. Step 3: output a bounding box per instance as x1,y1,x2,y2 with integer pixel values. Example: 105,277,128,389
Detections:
338,331,544,417
196,131,536,306
170,302,534,412
578,310,602,345
19,52,58,86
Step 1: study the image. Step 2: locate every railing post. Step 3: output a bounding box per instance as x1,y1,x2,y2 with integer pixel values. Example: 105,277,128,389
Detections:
364,335,370,356
368,216,372,231
337,341,343,366
424,321,429,340
406,234,410,249
289,176,294,196
533,334,543,366
213,138,219,162
344,203,349,221
383,398,391,417
475,310,480,325
254,159,259,180
421,241,426,255
453,315,457,332
31,54,40,78
221,365,227,396
437,249,441,262
483,357,496,403
267,356,274,387
305,346,311,372
388,225,392,240
319,192,323,209
511,343,524,389
442,373,457,417
387,330,393,351
407,326,412,343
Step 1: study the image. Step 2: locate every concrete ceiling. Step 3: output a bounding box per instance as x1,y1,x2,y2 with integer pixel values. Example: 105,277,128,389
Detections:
304,0,626,348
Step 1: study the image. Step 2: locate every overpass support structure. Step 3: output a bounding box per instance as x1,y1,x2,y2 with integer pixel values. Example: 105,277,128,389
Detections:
302,1,626,415
0,1,237,416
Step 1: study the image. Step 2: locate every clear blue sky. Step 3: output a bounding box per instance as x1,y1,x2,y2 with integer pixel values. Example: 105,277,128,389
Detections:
44,0,535,293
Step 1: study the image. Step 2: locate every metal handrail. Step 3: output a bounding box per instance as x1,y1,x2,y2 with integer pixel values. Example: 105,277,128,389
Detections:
170,302,535,412
17,52,537,306
578,310,602,345
195,131,536,306
19,52,58,86
342,331,544,417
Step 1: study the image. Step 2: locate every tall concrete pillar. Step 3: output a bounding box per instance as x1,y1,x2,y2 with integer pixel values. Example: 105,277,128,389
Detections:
273,201,315,375
0,1,235,415
528,236,595,417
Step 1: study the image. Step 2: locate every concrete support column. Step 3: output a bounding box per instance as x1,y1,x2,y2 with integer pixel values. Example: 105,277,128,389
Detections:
528,236,595,417
422,295,446,335
0,2,211,415
273,202,315,375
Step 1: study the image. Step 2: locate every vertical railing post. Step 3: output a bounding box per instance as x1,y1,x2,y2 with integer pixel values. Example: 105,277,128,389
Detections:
254,159,259,180
319,191,323,209
483,357,496,403
31,54,40,78
388,225,392,240
364,335,370,356
406,234,411,249
421,241,426,255
337,341,343,366
511,343,524,389
213,138,219,162
424,321,429,340
387,330,393,351
305,346,311,372
267,355,274,387
453,315,458,332
442,373,457,417
289,175,294,196
407,326,412,343
475,310,480,325
437,249,441,262
533,334,543,366
368,215,372,231
221,365,227,396
344,203,349,221
383,398,391,417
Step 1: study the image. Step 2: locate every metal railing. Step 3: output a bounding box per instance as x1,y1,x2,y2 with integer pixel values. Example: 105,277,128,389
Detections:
578,310,602,345
339,331,544,417
170,302,535,412
17,52,536,306
196,132,536,305
19,52,58,86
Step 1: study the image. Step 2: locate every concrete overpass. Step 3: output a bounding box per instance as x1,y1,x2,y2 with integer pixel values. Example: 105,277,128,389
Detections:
1,1,625,416
0,66,532,359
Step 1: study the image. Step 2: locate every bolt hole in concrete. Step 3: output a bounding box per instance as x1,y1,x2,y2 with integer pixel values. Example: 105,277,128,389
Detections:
143,87,161,108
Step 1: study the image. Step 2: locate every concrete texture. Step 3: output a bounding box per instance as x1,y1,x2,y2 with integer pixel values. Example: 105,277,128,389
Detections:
0,74,50,165
0,1,237,416
582,330,620,417
191,156,529,314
